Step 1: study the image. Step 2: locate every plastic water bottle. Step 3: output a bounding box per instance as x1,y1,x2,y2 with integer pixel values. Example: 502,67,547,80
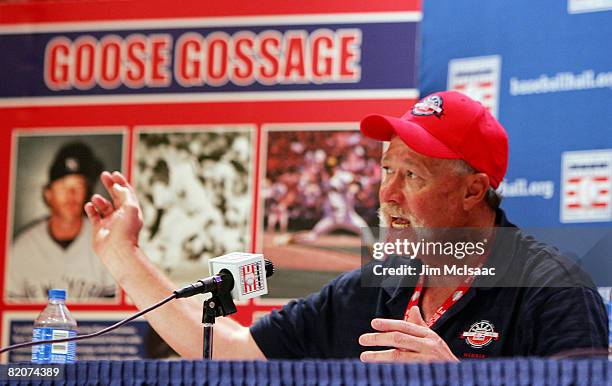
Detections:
31,289,77,364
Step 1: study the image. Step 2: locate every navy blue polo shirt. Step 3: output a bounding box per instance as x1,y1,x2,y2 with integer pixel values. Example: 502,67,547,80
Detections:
250,210,609,359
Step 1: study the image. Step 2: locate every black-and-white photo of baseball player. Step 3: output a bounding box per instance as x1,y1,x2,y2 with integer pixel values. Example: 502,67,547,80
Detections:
132,127,253,286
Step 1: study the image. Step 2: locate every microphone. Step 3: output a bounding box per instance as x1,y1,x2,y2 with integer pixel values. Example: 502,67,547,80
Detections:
174,253,274,300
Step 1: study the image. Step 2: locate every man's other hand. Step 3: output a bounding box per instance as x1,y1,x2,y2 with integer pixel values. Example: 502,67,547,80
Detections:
359,306,459,363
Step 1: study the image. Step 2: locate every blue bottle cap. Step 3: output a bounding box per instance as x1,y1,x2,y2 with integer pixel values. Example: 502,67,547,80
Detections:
48,289,66,300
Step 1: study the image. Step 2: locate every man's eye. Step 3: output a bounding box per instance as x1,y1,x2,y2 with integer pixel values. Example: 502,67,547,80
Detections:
406,171,417,179
382,166,392,175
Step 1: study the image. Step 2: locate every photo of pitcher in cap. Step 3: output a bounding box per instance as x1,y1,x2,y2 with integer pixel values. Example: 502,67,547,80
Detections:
6,135,122,302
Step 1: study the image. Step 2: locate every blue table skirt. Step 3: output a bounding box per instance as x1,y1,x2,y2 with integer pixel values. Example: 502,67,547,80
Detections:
3,358,611,386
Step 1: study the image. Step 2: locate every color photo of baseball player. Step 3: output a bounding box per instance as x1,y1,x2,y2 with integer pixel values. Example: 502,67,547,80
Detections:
133,127,253,286
262,127,382,298
5,133,123,302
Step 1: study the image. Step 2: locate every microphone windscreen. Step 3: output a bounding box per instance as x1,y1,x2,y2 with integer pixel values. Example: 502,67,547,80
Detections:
264,259,275,278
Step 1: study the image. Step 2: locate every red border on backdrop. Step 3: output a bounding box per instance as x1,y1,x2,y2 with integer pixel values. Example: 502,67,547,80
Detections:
0,0,421,24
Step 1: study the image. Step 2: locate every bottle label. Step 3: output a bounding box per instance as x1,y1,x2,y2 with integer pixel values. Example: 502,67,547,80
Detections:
32,328,76,364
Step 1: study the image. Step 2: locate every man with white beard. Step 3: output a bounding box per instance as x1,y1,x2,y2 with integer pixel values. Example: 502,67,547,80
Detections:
85,91,607,361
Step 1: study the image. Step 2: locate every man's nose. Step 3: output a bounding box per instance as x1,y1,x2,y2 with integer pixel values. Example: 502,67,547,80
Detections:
379,174,405,204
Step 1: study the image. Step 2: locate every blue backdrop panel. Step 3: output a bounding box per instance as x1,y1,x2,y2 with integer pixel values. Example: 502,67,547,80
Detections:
419,1,612,296
419,0,612,228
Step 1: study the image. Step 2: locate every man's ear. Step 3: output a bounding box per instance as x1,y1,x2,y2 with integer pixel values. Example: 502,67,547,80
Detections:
42,185,51,207
463,173,490,211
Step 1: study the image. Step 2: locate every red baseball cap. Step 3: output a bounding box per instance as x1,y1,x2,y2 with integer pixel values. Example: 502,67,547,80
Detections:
360,90,508,188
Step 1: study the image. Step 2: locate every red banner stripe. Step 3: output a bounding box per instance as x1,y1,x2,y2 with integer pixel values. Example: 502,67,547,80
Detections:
0,0,422,24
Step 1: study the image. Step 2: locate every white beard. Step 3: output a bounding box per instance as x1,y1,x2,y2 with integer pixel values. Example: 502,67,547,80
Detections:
378,207,389,227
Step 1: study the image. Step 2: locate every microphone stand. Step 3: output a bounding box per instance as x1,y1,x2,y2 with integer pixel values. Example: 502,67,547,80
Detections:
202,279,237,359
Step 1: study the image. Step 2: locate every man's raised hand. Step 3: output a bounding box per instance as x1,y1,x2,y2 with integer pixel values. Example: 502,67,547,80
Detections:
84,171,143,262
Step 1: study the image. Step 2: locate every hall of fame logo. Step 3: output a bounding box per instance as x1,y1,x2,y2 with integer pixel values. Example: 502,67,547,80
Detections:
447,55,501,118
461,320,500,348
561,149,612,223
412,95,444,117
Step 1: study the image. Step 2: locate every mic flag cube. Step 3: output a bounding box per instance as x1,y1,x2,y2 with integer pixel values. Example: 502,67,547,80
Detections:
208,252,268,301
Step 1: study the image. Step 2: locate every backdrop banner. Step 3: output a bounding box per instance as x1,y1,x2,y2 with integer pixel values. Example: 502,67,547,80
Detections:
0,0,420,361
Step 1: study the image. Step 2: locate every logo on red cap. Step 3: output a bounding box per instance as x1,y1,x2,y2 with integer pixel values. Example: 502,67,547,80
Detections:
412,95,444,117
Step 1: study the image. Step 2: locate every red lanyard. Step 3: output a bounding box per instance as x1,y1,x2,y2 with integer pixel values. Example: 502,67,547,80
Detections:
404,258,486,328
